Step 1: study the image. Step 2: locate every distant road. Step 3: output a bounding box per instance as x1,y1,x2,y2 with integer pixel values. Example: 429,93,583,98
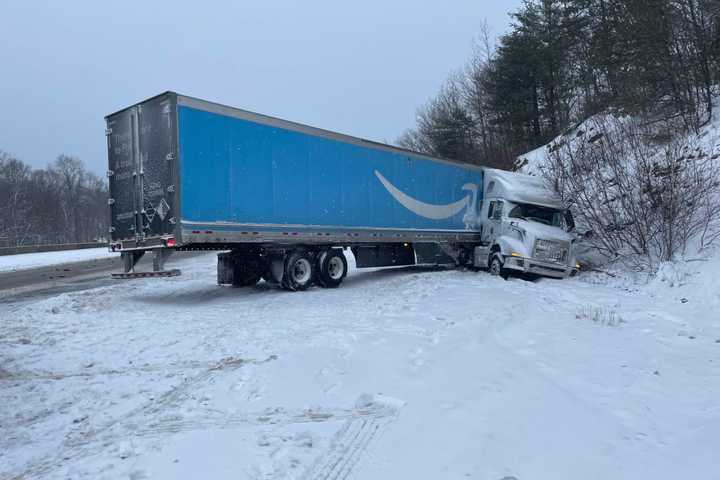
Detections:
0,257,122,302
0,252,205,303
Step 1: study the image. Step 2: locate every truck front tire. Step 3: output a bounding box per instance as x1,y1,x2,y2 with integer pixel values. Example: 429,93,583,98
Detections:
489,254,509,280
317,249,348,288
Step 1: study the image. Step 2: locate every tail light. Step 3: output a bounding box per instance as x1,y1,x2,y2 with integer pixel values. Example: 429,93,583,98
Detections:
165,238,176,248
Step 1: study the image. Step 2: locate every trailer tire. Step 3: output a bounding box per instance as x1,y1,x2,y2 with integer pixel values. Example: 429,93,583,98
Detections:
317,249,348,288
281,250,315,291
489,254,510,280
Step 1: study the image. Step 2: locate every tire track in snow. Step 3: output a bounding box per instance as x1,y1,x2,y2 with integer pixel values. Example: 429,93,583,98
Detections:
6,355,276,480
0,356,275,382
134,402,393,437
301,395,403,480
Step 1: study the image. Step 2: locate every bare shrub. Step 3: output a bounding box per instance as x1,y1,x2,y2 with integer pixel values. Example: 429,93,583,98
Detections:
543,115,720,268
576,304,625,327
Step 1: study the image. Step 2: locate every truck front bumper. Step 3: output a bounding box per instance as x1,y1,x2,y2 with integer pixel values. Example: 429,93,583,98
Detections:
503,255,577,279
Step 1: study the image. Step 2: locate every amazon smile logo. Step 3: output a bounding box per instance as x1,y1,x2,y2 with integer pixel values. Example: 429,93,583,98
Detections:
374,170,478,222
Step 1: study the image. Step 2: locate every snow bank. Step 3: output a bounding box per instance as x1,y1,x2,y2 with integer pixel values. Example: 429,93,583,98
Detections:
0,247,118,273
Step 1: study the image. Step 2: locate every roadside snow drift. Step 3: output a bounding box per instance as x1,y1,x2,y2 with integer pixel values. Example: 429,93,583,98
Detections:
1,252,719,479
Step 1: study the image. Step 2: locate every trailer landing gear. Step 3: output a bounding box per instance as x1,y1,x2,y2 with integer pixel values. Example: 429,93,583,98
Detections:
112,249,181,279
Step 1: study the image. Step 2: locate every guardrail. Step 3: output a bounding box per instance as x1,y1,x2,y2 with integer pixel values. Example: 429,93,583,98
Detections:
0,242,106,257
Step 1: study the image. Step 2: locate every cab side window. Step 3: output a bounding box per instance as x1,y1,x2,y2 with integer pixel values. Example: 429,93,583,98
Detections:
489,201,503,220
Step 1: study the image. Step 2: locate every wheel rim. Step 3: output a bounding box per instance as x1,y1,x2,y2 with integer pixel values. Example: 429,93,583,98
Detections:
327,256,344,280
292,258,312,284
490,258,501,275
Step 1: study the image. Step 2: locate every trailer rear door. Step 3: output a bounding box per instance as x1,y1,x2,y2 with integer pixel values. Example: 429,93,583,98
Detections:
106,93,178,247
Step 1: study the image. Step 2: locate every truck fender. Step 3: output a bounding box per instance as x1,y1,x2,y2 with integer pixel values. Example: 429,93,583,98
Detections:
494,236,528,259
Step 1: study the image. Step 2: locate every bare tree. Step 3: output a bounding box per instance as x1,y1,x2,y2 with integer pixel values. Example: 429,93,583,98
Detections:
0,151,108,246
544,115,720,268
51,155,86,243
0,151,32,246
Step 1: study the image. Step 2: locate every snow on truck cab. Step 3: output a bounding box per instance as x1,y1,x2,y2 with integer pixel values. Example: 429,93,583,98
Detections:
473,169,579,279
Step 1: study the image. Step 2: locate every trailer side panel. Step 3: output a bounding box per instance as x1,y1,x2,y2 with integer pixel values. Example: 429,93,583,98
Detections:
176,104,483,244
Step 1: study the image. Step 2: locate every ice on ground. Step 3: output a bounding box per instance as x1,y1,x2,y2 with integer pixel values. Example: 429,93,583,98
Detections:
0,247,117,273
1,251,719,479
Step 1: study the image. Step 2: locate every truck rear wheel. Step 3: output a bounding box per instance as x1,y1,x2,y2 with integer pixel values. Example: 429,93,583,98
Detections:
281,250,315,291
317,249,348,288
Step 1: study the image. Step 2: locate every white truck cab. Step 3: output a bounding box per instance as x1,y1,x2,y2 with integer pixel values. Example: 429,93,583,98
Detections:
473,169,579,279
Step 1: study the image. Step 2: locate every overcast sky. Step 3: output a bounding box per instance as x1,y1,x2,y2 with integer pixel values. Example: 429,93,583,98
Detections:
0,1,521,174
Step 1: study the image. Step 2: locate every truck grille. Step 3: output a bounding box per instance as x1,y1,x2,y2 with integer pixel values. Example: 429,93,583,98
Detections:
533,239,569,264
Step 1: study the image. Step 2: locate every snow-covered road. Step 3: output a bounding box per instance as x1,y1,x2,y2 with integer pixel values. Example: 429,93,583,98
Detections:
1,252,719,479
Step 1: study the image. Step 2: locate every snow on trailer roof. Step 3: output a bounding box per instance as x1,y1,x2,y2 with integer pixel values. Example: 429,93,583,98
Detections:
484,168,565,210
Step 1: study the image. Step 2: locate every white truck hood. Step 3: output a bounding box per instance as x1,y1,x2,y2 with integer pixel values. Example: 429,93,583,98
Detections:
515,219,574,243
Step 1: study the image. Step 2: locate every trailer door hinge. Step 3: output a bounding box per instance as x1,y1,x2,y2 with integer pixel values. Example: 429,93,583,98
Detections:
168,217,176,225
167,185,175,193
107,169,114,178
165,153,175,161
109,226,116,233
108,198,115,205
105,128,113,136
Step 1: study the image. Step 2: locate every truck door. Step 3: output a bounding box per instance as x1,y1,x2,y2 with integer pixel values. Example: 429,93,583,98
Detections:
482,200,503,243
107,94,177,246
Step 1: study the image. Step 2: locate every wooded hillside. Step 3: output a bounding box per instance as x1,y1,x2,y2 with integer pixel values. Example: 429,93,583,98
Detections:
400,0,720,169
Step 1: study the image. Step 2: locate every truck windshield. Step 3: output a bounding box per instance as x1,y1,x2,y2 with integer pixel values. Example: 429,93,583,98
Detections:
508,203,564,227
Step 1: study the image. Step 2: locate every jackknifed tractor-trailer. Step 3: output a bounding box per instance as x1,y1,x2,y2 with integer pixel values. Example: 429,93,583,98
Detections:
106,92,579,289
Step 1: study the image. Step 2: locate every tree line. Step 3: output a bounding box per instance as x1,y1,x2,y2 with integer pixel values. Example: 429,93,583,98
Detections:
399,0,720,169
0,151,108,247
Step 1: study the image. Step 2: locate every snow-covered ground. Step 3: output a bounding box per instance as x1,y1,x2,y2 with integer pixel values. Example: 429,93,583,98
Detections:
1,251,719,480
0,247,117,273
515,101,720,178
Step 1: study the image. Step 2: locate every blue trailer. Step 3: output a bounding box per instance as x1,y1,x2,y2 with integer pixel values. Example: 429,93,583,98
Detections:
106,92,485,289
